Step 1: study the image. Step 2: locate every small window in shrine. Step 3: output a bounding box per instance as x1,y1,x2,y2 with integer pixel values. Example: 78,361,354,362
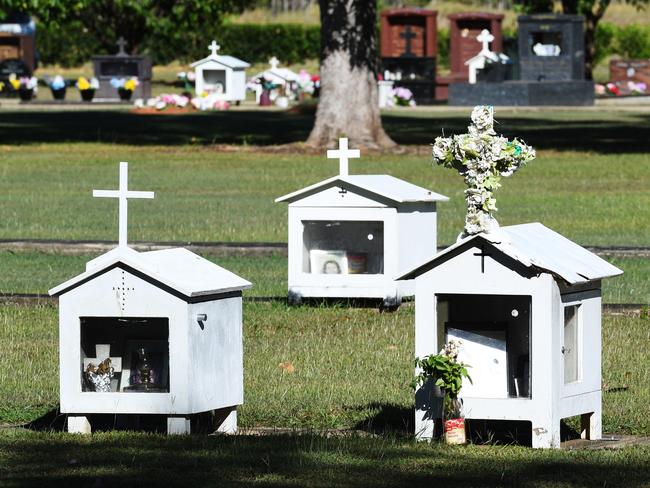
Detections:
563,305,581,384
302,220,384,275
439,294,532,399
80,317,170,393
203,69,227,93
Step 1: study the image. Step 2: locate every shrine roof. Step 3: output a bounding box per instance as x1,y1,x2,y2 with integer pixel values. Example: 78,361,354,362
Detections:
190,54,250,69
49,246,251,299
251,67,300,82
275,174,448,204
398,222,623,285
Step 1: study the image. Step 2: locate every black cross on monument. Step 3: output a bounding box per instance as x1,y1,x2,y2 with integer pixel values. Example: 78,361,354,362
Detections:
473,244,492,273
399,25,417,58
116,36,128,56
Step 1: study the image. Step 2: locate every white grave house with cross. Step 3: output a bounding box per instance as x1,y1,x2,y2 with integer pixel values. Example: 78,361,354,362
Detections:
191,40,250,103
465,29,508,84
248,56,300,103
400,107,622,448
276,138,448,308
49,162,251,435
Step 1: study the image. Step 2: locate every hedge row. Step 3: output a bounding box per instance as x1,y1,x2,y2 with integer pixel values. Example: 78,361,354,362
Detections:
35,22,650,69
36,23,321,67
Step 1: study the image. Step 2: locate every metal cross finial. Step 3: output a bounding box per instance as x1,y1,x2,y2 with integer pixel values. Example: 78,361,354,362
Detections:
208,40,220,57
269,56,280,70
477,29,495,54
93,162,154,248
327,138,360,176
116,36,128,56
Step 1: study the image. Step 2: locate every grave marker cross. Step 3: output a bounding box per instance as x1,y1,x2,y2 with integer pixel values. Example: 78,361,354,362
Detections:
116,37,128,56
477,29,495,54
400,25,417,57
209,40,220,57
473,244,492,273
83,344,123,373
327,137,360,177
93,162,154,248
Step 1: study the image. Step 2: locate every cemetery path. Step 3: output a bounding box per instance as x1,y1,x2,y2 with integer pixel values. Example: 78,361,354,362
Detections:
1,239,650,258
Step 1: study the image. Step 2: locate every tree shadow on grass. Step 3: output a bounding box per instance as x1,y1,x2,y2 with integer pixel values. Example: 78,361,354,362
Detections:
1,110,650,153
3,429,650,487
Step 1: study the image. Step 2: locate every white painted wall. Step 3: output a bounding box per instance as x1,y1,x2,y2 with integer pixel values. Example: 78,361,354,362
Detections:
412,242,602,448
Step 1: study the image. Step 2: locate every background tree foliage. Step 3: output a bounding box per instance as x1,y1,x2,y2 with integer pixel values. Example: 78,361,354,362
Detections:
0,0,255,61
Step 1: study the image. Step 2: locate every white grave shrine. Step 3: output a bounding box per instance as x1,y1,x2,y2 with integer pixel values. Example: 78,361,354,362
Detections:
465,29,501,84
276,138,448,308
249,56,300,103
50,162,251,435
400,107,622,448
191,40,250,102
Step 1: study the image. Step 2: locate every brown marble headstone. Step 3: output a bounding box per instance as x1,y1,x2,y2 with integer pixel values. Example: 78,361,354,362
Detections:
380,8,438,59
448,12,504,77
610,59,650,85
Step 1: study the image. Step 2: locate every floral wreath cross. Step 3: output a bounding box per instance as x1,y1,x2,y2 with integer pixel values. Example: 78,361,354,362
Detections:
433,106,536,237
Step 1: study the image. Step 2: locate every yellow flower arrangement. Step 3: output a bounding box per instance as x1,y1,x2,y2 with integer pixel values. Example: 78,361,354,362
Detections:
77,77,91,91
124,77,138,91
8,74,20,90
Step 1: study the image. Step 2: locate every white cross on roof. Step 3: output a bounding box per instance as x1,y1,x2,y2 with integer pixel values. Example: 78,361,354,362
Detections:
269,56,280,70
327,137,360,176
208,40,220,57
93,162,154,248
477,29,495,54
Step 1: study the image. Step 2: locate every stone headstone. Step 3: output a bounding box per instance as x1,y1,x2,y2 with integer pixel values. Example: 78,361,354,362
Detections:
91,37,152,101
610,59,650,86
518,14,585,81
0,33,35,73
379,8,438,104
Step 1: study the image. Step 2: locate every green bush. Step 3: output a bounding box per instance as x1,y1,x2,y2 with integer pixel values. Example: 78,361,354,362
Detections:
616,23,650,59
33,19,650,70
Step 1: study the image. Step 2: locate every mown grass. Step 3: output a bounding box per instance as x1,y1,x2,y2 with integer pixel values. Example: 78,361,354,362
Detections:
0,250,647,304
1,302,648,436
1,429,649,487
0,143,649,247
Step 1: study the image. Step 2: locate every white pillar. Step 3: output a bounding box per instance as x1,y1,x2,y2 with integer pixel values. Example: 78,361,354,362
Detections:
68,415,91,434
531,417,561,448
167,416,191,435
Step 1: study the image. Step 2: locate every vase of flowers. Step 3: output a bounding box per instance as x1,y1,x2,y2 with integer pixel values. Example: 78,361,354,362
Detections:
84,358,114,392
392,86,416,107
9,74,38,101
49,75,67,100
111,77,139,101
76,77,99,101
414,340,472,445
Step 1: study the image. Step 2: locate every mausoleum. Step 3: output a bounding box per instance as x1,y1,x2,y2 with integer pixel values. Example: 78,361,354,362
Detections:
276,138,447,308
50,162,251,435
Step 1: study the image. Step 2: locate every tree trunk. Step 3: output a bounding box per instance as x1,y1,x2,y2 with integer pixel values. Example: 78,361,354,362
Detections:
583,14,598,80
306,0,395,149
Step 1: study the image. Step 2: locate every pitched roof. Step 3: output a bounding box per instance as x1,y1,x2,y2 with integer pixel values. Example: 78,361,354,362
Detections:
49,246,252,299
399,222,623,285
275,174,448,204
251,67,300,83
191,54,250,69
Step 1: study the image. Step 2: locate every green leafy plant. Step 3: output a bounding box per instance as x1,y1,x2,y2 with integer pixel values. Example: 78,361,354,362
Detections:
413,341,472,419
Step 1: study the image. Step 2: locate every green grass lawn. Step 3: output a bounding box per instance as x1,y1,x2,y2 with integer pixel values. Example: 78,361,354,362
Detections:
0,143,649,246
0,251,648,305
1,429,649,487
1,302,649,486
1,303,648,436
